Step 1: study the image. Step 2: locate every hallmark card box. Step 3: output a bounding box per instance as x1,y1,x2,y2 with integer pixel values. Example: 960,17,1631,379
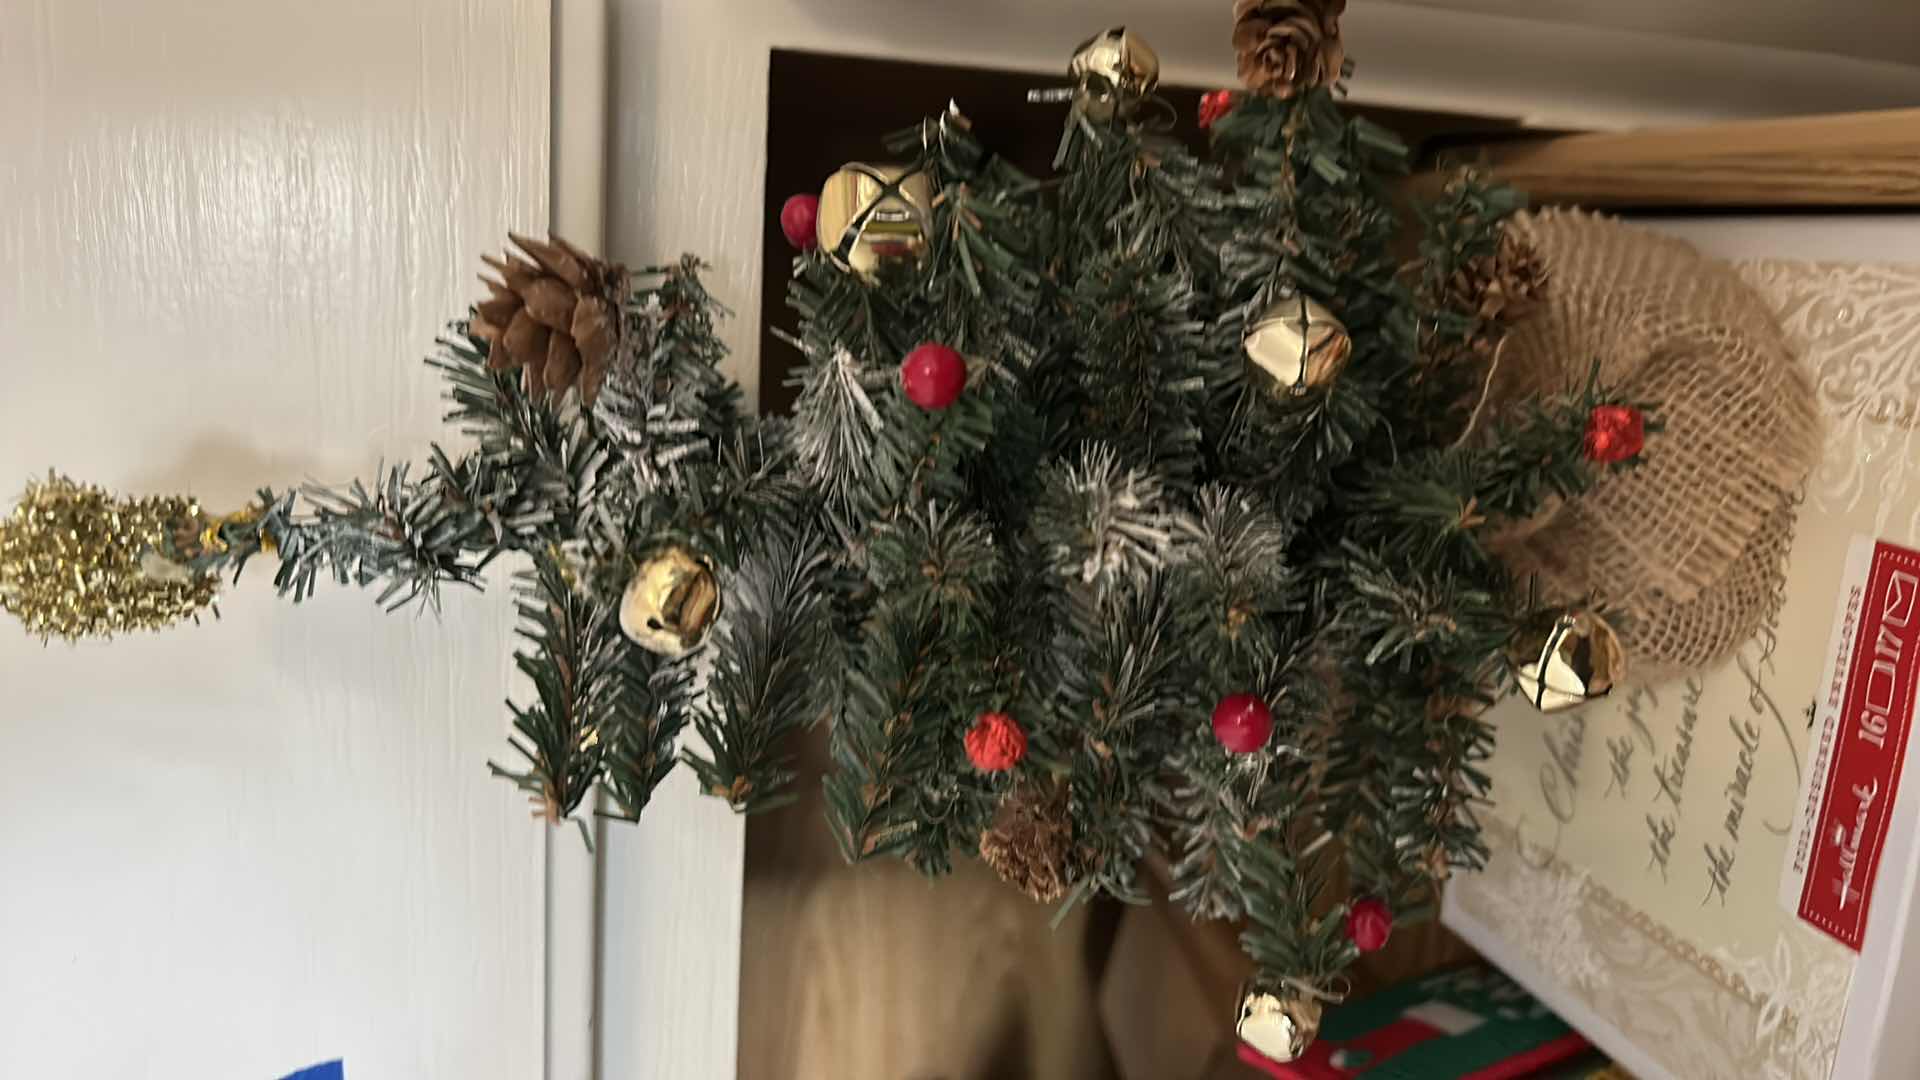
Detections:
1445,226,1920,1080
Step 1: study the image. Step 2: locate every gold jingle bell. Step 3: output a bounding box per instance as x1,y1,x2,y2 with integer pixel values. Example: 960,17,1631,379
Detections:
1068,26,1161,122
1236,984,1323,1064
815,162,934,279
1245,294,1352,396
619,544,721,657
1510,610,1625,713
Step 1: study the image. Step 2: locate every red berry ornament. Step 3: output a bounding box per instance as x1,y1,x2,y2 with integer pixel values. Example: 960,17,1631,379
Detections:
1583,404,1645,464
779,193,820,251
1346,896,1393,952
1199,90,1236,129
900,342,968,410
1211,693,1273,754
965,711,1026,773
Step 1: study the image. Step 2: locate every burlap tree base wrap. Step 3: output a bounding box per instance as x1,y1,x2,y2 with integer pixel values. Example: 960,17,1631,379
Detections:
1488,210,1823,677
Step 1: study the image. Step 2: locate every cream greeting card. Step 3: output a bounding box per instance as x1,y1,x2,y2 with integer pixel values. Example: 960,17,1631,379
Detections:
1447,258,1920,1080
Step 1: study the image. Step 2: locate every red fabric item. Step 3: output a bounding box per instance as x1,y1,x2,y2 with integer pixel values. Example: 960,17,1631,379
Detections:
1583,404,1645,463
1240,1039,1315,1079
779,193,819,251
1211,693,1274,754
900,342,968,410
1199,90,1236,129
1242,1012,1447,1078
964,711,1026,772
1345,897,1393,952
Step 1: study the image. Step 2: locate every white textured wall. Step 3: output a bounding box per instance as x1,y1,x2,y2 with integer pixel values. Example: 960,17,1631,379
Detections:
0,2,550,1078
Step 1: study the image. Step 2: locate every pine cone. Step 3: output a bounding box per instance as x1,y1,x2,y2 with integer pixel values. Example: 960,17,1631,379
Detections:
979,782,1073,903
1445,228,1550,330
472,233,629,404
1232,0,1347,99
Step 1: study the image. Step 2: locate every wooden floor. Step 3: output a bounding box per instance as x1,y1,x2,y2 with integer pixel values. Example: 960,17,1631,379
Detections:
738,728,1120,1080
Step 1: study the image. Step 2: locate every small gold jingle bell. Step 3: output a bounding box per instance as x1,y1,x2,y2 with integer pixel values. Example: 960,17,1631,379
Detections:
1510,610,1625,713
1237,984,1323,1064
619,544,721,657
1068,26,1161,122
1244,294,1352,396
815,162,934,279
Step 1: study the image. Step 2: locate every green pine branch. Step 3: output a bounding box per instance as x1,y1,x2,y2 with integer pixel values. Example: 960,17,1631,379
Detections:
682,529,838,813
488,553,619,825
822,501,1001,873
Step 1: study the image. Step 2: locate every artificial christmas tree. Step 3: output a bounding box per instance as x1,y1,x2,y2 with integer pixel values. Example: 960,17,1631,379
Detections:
3,9,1649,1058
775,19,1639,1053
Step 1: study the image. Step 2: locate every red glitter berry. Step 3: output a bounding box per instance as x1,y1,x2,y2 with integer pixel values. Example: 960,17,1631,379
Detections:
1583,404,1646,464
900,342,968,410
965,711,1026,773
1346,896,1393,952
1199,90,1236,129
779,193,820,251
1211,693,1274,754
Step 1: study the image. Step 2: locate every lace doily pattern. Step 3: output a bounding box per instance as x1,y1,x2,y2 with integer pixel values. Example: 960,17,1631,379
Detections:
1458,820,1848,1080
1738,259,1920,539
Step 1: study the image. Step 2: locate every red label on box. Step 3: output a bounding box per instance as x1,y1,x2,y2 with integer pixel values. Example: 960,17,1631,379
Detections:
1796,541,1920,950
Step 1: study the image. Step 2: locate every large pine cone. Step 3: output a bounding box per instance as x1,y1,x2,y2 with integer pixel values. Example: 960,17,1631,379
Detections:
1232,0,1347,99
472,233,629,404
979,782,1074,903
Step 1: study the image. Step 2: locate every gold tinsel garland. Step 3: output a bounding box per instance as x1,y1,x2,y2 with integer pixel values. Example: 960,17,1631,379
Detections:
0,474,218,641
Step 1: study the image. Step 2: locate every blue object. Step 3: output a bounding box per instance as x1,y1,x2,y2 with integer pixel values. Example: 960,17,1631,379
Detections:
277,1062,343,1080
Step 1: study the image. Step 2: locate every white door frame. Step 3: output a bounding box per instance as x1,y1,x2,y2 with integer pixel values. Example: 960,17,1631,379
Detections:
546,3,611,1078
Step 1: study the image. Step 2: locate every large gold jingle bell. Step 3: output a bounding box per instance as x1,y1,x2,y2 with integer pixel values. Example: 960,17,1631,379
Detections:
1068,26,1161,122
1236,984,1323,1064
815,162,934,279
1511,610,1625,713
1244,294,1353,396
618,544,721,657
